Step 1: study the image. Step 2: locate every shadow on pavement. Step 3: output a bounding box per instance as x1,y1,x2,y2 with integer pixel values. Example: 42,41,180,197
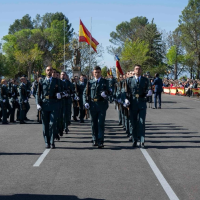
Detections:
0,194,104,200
0,153,42,155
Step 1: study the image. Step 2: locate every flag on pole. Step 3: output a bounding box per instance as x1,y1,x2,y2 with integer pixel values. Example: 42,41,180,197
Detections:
107,70,110,76
109,68,113,76
79,20,99,52
115,55,123,79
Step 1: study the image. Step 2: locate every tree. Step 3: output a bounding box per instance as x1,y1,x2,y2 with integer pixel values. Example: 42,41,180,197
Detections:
178,0,200,78
166,45,185,79
101,66,108,77
121,39,150,71
3,12,74,78
9,14,34,34
143,19,164,68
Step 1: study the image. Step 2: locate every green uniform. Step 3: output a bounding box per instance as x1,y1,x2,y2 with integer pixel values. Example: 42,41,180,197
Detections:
64,80,73,128
9,84,19,122
127,76,149,144
83,78,110,145
19,83,29,123
36,77,61,146
0,85,11,124
108,78,116,102
78,81,87,121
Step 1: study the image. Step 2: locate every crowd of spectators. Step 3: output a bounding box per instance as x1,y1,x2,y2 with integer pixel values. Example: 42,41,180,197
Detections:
162,78,199,89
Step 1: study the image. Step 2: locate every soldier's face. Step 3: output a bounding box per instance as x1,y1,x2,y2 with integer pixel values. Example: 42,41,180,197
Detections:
80,76,84,82
56,73,60,79
93,70,101,79
52,70,57,78
134,66,142,76
61,73,65,80
46,67,52,77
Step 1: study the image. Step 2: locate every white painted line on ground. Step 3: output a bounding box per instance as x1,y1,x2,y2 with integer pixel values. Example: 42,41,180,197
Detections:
33,149,50,167
140,148,179,200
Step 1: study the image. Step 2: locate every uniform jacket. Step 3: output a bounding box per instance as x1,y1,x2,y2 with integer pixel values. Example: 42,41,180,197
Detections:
83,78,109,111
127,76,150,110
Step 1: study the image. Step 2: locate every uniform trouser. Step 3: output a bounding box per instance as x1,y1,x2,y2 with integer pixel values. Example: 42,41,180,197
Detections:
90,109,106,144
121,107,125,127
125,115,129,133
65,99,72,127
42,108,59,145
154,92,161,108
1,101,10,123
16,102,20,120
25,102,30,118
79,102,85,121
130,108,146,143
57,100,63,133
10,101,16,122
118,109,122,124
20,103,28,121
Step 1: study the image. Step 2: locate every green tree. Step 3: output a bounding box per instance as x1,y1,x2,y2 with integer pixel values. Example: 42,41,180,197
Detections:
179,0,200,78
101,66,108,77
166,45,185,79
121,39,150,71
9,14,34,34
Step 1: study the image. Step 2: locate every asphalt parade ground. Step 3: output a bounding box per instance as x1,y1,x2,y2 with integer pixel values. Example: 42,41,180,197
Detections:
0,94,200,200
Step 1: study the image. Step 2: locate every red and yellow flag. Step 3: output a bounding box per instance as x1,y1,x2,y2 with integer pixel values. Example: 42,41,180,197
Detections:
79,20,99,52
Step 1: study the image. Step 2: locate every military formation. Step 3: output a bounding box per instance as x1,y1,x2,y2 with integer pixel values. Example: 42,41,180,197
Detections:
0,64,153,149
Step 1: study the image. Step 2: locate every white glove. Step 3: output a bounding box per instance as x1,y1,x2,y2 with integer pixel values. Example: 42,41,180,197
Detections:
146,90,153,97
37,104,42,111
3,99,6,103
64,92,68,97
85,103,90,109
56,93,61,99
24,100,27,103
101,91,107,98
123,103,127,107
12,93,15,96
125,99,130,105
74,96,79,101
118,99,122,103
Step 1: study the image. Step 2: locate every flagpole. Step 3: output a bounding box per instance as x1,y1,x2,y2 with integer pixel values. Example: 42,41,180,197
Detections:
89,17,92,79
64,17,66,71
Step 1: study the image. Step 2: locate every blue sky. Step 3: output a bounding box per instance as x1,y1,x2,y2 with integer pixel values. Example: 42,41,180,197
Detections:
0,0,189,68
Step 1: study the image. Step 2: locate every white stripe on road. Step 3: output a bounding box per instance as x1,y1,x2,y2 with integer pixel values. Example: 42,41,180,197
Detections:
33,149,50,167
140,148,179,200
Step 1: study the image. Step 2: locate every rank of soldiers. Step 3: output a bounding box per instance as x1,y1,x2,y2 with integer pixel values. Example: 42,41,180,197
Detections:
0,65,152,149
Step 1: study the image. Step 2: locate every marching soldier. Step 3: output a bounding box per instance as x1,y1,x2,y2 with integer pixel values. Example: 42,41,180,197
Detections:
78,75,87,123
108,75,116,103
9,79,19,123
36,66,61,149
0,79,11,124
72,76,80,121
19,76,29,124
124,65,151,148
83,66,110,148
113,75,123,126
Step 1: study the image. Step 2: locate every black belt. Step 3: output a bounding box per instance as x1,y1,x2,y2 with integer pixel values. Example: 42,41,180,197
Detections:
91,98,104,102
43,95,56,99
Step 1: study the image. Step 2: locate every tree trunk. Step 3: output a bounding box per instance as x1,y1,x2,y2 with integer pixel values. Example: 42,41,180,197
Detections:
190,67,192,79
174,62,178,80
27,64,32,81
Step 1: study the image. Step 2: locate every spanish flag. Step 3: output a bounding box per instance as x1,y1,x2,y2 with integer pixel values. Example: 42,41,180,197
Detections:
79,20,99,52
109,68,113,76
115,55,123,79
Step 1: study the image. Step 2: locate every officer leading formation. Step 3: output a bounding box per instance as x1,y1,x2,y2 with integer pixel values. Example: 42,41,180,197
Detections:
0,65,154,149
